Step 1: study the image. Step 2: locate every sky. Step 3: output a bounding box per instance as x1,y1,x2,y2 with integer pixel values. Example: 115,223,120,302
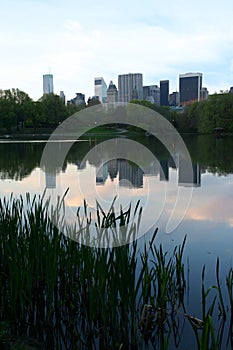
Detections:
0,0,233,101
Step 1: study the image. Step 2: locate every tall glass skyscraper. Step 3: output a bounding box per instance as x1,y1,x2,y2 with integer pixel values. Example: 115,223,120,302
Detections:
160,80,169,106
43,74,54,95
118,73,143,103
179,73,202,106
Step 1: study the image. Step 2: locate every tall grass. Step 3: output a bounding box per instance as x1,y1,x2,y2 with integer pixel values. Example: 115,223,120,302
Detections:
0,194,232,349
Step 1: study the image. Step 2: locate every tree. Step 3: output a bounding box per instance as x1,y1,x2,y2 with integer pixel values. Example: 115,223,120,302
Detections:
13,89,33,130
66,103,86,117
24,101,46,132
39,93,68,127
0,88,33,132
87,97,101,107
194,93,233,133
0,98,16,133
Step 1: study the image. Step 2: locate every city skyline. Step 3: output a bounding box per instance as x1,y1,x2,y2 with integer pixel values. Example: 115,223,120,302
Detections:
0,0,233,101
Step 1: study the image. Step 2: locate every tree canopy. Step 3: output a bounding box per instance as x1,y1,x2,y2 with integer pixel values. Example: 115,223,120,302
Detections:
1,89,233,134
0,90,86,133
188,93,233,133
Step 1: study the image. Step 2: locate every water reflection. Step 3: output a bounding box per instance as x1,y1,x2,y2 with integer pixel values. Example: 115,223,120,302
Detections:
1,135,233,183
44,156,202,190
0,135,233,347
0,135,232,233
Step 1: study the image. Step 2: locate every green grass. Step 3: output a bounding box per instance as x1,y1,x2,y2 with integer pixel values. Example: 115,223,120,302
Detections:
0,194,232,349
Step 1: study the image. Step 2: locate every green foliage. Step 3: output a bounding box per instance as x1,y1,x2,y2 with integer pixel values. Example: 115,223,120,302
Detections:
87,96,101,106
1,89,233,135
188,93,233,133
0,89,87,133
1,194,233,348
130,99,178,123
0,194,187,349
131,94,233,134
66,102,86,116
0,97,16,132
39,93,68,126
0,88,33,132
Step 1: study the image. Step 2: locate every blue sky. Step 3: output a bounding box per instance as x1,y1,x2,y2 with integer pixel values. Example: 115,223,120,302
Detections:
1,0,233,100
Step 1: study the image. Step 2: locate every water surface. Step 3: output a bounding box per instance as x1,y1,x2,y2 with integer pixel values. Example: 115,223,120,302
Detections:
1,134,233,348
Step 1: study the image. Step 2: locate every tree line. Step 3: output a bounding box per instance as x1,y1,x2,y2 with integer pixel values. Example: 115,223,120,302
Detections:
0,89,100,133
187,92,233,133
132,93,233,134
1,89,233,134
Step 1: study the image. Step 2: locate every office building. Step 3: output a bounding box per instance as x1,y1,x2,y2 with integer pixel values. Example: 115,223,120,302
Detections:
59,91,65,104
94,77,107,103
169,92,180,106
43,74,54,95
107,80,118,104
67,93,85,106
160,80,169,106
143,85,160,105
179,72,202,106
118,73,143,103
200,87,209,101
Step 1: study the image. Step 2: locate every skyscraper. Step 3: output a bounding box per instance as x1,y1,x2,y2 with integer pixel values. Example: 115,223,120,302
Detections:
94,77,107,103
169,91,180,106
200,87,209,101
107,80,118,104
160,80,169,106
143,85,160,104
179,73,202,106
67,93,85,106
118,73,143,103
59,91,66,104
43,74,54,95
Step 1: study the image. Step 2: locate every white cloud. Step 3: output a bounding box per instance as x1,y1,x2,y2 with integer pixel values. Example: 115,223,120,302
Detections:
0,0,233,99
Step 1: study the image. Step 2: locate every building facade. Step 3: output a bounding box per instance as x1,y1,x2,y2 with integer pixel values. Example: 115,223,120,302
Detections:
200,87,209,101
107,80,118,104
169,91,180,106
143,85,160,105
179,73,202,106
59,91,66,104
67,93,85,106
160,80,169,106
94,77,107,103
43,74,54,95
118,73,143,103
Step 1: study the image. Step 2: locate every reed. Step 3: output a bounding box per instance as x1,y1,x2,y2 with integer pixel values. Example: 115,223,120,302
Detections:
0,194,233,349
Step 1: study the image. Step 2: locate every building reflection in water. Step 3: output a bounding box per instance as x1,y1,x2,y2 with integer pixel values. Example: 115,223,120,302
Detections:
94,157,202,189
45,156,203,189
45,172,56,189
95,159,143,188
160,160,169,182
178,156,201,187
96,162,108,185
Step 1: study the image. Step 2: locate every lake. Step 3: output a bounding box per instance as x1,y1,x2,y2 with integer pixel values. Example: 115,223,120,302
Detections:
0,133,233,348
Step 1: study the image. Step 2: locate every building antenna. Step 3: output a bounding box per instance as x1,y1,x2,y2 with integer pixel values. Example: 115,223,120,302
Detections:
49,67,51,74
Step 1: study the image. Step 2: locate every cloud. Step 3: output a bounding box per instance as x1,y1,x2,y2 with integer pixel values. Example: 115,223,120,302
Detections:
186,191,233,228
42,18,232,97
1,0,233,99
